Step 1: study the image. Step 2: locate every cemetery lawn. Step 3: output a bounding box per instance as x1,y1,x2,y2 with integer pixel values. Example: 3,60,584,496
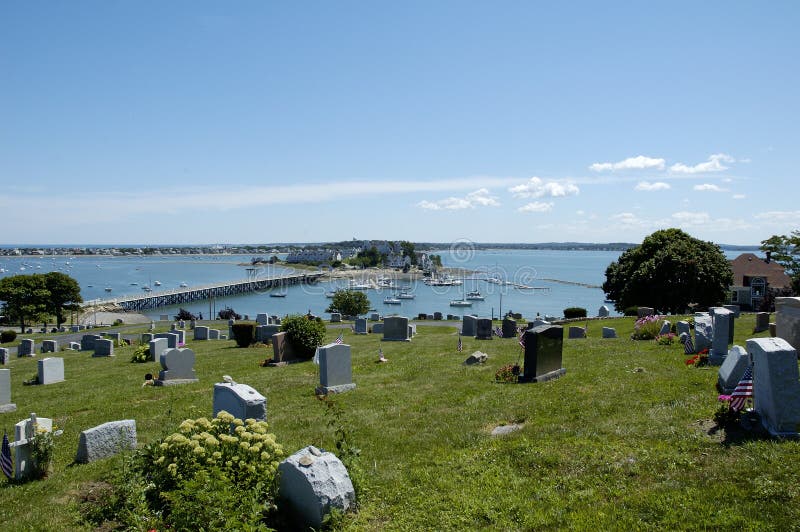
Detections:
2,315,800,530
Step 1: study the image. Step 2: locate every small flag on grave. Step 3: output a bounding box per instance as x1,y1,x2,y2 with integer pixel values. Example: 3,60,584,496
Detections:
1,431,12,479
730,365,754,412
457,334,463,352
494,326,503,338
335,332,344,344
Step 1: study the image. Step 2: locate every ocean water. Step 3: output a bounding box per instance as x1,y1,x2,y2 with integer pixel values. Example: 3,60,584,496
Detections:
0,248,757,321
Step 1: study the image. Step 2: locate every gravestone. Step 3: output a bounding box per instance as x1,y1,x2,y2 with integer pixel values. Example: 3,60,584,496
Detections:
141,333,154,344
383,316,410,342
93,338,114,357
330,313,341,323
602,327,617,339
271,331,295,362
154,332,179,349
408,324,416,337
37,357,64,385
13,413,55,479
155,348,198,385
0,369,16,412
723,304,741,318
71,325,80,333
149,321,156,331
433,312,443,321
220,334,228,340
256,313,270,325
256,324,280,343
178,320,186,329
694,313,713,352
213,382,266,421
637,307,654,318
18,339,35,357
159,314,169,321
748,337,800,437
104,332,121,344
278,445,355,529
529,318,549,329
475,318,493,340
75,420,137,464
41,340,58,353
372,323,384,334
462,315,477,337
770,323,776,337
0,348,9,365
709,307,734,365
775,297,800,352
754,312,770,333
426,314,434,320
172,329,186,345
150,338,168,361
568,326,586,339
190,320,196,329
370,312,380,321
598,305,609,318
316,343,355,394
69,342,80,350
463,351,488,365
81,334,103,351
194,326,210,340
354,318,368,335
677,321,690,337
209,329,220,340
717,345,749,394
659,320,671,336
502,317,517,338
519,324,565,383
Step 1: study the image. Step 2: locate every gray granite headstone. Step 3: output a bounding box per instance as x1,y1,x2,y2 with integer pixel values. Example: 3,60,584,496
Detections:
502,318,517,338
676,321,690,337
475,318,493,340
37,357,65,384
748,337,800,437
194,326,209,340
754,312,770,333
0,348,8,365
383,316,410,341
156,348,198,385
316,343,355,394
659,320,671,336
602,327,617,339
371,323,384,334
637,307,654,318
462,315,477,337
75,420,137,463
256,324,280,343
105,332,121,344
149,338,168,361
519,324,565,383
278,445,355,529
81,334,102,351
40,339,57,353
93,339,114,357
256,313,269,325
775,297,800,352
18,339,35,357
354,318,368,335
717,345,749,394
710,307,734,365
598,305,609,318
213,382,266,421
568,326,586,339
0,369,16,413
370,312,380,321
71,325,80,333
330,313,341,323
141,333,154,344
694,313,713,352
209,329,220,340
154,332,179,349
723,304,741,318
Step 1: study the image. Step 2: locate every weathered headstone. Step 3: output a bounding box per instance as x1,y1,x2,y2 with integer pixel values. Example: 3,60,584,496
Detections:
519,324,565,383
354,318,368,335
159,314,169,321
748,337,800,437
271,331,295,362
371,323,384,334
13,413,54,479
330,313,341,323
676,321,690,337
69,342,80,350
723,304,741,318
149,338,168,361
213,382,266,421
659,320,671,336
155,348,198,385
81,334,102,351
316,343,355,394
709,307,734,365
775,297,800,352
383,316,410,341
278,446,355,529
208,329,220,340
602,327,617,339
637,307,654,318
568,326,586,339
770,322,777,337
41,340,58,353
75,420,137,464
502,317,517,338
462,315,477,337
0,369,16,412
37,357,64,385
598,305,609,318
694,313,713,352
93,338,115,357
154,332,179,349
0,348,9,365
475,318,493,340
194,326,210,340
754,312,770,333
463,351,488,365
18,339,35,357
717,345,749,394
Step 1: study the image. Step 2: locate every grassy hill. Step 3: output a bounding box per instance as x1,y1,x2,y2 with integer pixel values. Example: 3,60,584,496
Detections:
1,315,799,530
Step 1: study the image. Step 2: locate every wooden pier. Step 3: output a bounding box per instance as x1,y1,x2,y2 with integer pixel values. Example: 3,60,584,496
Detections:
84,272,323,311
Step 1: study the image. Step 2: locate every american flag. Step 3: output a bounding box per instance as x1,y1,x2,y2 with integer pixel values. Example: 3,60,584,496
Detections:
682,334,695,355
457,334,463,352
335,332,344,344
350,324,355,332
378,347,387,362
730,365,754,411
1,431,12,479
518,331,526,348
494,326,503,338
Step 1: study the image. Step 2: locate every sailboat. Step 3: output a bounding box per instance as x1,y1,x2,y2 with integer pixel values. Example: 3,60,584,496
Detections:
449,281,472,307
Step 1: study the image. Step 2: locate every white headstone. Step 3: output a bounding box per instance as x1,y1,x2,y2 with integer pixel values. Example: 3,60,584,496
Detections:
37,357,65,385
13,413,54,479
149,338,168,361
748,337,800,437
0,369,17,413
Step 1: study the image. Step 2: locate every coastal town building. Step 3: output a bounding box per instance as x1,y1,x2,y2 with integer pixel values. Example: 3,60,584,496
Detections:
728,252,791,310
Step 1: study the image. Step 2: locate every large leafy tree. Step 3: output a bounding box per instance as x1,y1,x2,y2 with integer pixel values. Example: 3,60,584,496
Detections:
326,290,371,316
43,271,83,327
0,274,50,332
760,231,800,293
603,228,732,314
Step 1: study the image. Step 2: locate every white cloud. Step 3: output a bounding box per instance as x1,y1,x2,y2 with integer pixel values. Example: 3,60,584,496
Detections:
670,153,734,174
589,155,666,172
732,194,746,200
576,210,585,216
670,211,712,225
416,188,500,210
634,181,671,191
754,210,800,223
693,183,725,192
518,201,554,213
509,177,579,199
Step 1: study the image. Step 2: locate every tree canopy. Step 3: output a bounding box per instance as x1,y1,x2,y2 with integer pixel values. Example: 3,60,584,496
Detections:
326,290,371,316
760,231,800,293
602,228,732,314
43,271,83,327
0,274,51,332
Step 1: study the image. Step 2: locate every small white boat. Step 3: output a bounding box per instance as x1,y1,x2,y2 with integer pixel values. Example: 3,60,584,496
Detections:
104,287,112,292
154,281,162,286
348,280,370,290
142,286,152,292
383,297,401,305
325,290,337,298
179,282,188,288
449,299,472,307
270,292,287,298
466,290,484,301
130,282,138,285
396,291,415,300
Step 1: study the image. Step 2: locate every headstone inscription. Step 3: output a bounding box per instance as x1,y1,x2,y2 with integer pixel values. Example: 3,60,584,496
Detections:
519,324,565,383
316,343,355,394
748,337,800,437
213,381,267,421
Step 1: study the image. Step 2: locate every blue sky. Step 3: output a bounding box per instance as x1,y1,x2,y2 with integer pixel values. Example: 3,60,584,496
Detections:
2,1,798,246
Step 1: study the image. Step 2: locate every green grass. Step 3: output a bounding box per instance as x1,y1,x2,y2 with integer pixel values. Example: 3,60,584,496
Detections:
2,315,799,530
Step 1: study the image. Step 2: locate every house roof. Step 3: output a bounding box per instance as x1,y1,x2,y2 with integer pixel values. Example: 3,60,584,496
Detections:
729,253,791,288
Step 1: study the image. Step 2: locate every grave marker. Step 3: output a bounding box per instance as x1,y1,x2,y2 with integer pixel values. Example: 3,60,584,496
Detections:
37,357,65,385
0,369,16,412
775,297,800,352
502,317,517,338
41,340,58,353
710,307,734,365
694,313,713,352
382,316,410,341
155,348,198,385
748,337,800,437
213,381,267,421
194,326,210,340
462,315,477,337
717,345,750,395
75,420,137,463
93,339,114,357
598,305,609,318
568,326,586,339
475,318,493,340
150,338,168,361
602,327,617,339
18,339,35,357
519,324,566,383
754,312,770,333
354,318,368,335
316,343,355,394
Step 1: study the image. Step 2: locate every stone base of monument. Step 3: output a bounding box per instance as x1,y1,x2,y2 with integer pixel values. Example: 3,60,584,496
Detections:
154,378,199,386
518,367,566,383
315,383,356,395
0,403,17,413
265,358,305,367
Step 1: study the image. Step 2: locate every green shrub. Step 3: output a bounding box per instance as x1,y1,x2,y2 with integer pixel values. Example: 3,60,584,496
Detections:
563,307,587,319
130,344,150,363
1,329,17,343
231,322,257,348
281,314,326,360
631,315,663,340
113,318,124,326
623,306,639,317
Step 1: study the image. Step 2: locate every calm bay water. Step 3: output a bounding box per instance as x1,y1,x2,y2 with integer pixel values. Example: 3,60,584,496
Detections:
0,248,757,321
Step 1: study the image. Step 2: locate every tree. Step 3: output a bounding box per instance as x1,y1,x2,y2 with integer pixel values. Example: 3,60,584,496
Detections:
326,290,370,316
0,274,50,332
603,228,732,314
43,271,83,328
400,241,418,266
760,231,800,293
280,314,326,360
